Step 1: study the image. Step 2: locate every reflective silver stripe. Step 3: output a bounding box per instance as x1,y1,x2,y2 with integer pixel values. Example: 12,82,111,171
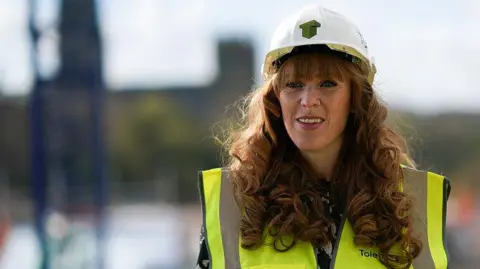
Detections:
220,169,242,268
403,167,435,269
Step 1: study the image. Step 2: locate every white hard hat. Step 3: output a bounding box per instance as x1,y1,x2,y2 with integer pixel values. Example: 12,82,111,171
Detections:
262,4,377,84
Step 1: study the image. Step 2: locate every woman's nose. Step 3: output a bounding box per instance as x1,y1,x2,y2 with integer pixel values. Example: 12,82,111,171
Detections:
300,86,320,108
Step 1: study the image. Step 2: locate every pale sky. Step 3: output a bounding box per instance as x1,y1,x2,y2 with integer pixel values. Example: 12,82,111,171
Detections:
0,0,479,114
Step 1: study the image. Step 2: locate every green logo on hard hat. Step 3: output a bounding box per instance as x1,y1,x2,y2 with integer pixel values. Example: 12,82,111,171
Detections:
299,20,321,39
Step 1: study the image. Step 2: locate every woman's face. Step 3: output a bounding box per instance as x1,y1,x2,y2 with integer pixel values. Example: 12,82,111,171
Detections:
276,54,352,155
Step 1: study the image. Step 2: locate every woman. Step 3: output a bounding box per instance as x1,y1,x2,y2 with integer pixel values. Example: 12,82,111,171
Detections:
197,4,450,269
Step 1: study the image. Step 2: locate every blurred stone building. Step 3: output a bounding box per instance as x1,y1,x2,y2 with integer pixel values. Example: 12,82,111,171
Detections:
109,39,255,127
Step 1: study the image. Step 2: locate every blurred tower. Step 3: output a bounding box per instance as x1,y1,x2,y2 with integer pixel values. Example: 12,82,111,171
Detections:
210,39,255,122
57,1,107,268
57,0,103,88
215,39,254,95
216,40,254,84
29,0,107,268
49,0,105,211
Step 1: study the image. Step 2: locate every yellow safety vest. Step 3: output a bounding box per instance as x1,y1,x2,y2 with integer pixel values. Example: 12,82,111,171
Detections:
198,166,451,269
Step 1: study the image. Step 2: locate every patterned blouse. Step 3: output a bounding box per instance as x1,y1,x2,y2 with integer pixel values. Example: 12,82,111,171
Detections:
196,191,342,269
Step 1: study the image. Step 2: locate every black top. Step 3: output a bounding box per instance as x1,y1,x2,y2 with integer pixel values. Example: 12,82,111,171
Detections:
196,191,342,269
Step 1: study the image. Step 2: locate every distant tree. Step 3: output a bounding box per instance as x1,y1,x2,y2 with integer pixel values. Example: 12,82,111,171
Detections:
108,94,215,202
392,111,480,189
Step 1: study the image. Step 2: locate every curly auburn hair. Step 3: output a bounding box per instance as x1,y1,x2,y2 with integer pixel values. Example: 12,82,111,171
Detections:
218,52,422,269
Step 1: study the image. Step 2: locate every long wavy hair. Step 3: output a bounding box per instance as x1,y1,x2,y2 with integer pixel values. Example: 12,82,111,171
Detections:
218,52,422,269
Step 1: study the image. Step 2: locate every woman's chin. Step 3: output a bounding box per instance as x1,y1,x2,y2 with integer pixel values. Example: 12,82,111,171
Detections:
294,142,327,153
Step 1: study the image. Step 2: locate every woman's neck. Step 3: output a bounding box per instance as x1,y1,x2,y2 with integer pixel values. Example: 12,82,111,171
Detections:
300,136,344,181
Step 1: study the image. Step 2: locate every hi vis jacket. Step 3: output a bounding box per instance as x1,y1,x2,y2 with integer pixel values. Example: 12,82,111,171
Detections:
198,166,451,269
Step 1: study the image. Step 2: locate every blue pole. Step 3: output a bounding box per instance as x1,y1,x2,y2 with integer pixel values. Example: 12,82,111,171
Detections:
29,82,49,269
28,0,50,268
91,88,107,269
91,4,107,267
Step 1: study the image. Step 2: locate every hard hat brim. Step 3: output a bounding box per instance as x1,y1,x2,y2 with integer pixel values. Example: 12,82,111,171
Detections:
262,43,376,84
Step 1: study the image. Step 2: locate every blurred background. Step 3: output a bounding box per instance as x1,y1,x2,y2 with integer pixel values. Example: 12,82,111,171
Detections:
0,0,478,268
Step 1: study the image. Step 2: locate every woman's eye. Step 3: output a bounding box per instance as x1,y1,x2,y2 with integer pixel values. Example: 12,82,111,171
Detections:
320,80,337,88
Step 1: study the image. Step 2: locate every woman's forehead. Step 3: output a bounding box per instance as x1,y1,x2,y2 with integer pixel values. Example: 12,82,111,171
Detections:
278,54,349,81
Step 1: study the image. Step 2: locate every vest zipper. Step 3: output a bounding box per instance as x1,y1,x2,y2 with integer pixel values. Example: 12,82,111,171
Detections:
329,213,348,269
